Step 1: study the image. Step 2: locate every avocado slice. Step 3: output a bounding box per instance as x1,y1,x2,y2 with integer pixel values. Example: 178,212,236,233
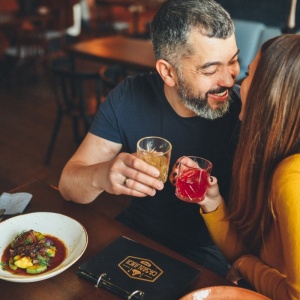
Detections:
26,264,47,274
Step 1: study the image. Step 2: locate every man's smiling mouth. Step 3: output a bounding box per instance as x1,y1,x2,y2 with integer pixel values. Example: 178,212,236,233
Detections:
208,89,229,102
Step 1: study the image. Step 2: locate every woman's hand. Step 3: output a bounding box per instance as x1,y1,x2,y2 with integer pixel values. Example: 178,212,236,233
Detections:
226,255,253,284
169,156,200,185
169,157,223,212
197,176,223,212
226,260,242,284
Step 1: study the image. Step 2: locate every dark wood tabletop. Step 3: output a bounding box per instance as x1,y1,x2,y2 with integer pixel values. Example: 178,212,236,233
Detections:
67,36,156,72
0,181,232,299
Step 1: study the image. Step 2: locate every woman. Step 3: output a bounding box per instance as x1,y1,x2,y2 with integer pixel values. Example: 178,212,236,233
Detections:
171,34,300,299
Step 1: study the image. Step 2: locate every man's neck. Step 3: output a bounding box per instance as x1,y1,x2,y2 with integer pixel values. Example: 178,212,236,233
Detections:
164,84,197,118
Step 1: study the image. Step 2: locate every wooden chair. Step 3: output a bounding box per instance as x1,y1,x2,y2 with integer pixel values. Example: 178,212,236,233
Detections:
2,15,52,87
2,1,79,88
44,57,102,164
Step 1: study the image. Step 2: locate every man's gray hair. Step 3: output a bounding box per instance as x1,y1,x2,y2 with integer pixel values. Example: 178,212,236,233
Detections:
150,0,234,68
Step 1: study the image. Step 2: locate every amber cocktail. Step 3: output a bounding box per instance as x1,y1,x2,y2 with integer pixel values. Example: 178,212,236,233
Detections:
137,136,172,183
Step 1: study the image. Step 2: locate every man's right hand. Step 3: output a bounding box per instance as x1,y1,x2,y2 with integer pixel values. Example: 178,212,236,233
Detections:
59,133,164,203
99,152,164,197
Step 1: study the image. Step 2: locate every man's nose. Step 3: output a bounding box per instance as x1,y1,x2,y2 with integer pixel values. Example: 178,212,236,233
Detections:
218,64,240,86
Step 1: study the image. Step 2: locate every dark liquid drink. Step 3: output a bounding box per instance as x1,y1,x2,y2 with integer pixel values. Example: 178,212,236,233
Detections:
176,168,209,203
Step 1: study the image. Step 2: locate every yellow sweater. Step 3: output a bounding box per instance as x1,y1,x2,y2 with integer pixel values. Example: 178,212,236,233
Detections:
201,154,300,299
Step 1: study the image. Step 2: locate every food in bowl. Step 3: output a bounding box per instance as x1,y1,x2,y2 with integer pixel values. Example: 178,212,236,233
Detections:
1,229,67,275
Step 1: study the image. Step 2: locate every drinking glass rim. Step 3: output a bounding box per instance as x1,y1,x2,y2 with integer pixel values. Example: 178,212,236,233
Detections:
179,156,213,170
137,136,172,153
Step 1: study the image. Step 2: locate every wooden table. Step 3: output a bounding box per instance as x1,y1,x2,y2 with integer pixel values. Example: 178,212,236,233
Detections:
67,35,156,72
0,181,232,299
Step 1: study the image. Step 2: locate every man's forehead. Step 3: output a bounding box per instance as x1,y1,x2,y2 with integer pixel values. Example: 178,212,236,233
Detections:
186,33,238,65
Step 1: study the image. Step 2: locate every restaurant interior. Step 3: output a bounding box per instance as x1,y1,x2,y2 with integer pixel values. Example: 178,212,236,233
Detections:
0,0,298,210
0,0,299,299
0,0,300,209
0,0,157,205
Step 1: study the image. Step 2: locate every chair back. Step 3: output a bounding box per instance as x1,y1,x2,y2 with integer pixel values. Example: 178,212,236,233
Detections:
49,57,102,133
2,15,53,87
14,26,48,60
233,19,266,80
44,57,102,164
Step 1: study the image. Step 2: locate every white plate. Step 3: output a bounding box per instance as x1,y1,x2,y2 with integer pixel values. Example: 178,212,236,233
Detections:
0,212,88,282
180,286,270,300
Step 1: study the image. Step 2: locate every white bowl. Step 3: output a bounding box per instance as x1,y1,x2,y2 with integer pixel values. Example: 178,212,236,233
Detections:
0,212,88,282
180,286,270,300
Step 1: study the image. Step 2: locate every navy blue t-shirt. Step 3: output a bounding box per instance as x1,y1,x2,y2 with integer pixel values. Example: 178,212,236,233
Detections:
90,72,241,251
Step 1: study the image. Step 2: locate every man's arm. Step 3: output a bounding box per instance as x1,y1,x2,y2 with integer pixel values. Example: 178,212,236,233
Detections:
59,133,164,203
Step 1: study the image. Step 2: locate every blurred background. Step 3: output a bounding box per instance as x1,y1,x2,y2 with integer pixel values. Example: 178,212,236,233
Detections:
0,0,299,193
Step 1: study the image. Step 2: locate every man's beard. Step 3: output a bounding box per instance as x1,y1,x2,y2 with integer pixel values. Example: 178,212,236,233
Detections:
177,77,232,120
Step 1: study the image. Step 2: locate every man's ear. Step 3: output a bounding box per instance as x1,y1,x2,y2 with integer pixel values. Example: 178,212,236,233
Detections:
155,59,177,87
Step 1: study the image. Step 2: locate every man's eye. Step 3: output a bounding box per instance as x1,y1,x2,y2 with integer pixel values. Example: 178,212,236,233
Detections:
244,72,249,77
202,69,217,76
229,59,239,66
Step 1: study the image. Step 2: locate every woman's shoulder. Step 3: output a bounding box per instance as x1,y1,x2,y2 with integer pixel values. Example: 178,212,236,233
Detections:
272,154,300,197
274,154,300,174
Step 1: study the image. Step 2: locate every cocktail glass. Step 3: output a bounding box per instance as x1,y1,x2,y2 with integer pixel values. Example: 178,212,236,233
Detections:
137,136,172,183
175,156,213,203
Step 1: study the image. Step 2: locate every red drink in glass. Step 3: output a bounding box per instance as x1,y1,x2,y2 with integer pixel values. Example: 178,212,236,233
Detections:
175,156,212,203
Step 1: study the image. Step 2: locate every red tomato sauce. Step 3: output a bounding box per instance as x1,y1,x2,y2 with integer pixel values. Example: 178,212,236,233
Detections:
1,234,67,276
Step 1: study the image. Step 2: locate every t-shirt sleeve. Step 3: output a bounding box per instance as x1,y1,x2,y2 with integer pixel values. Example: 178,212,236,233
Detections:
89,82,124,144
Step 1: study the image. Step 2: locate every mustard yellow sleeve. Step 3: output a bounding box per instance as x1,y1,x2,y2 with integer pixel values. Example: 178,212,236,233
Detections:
238,155,300,299
237,255,287,298
200,201,247,263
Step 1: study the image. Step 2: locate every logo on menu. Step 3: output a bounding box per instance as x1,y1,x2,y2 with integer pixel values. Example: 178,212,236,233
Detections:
118,256,163,282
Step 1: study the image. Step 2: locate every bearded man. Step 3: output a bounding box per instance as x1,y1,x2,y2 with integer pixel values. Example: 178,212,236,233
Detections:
59,0,241,277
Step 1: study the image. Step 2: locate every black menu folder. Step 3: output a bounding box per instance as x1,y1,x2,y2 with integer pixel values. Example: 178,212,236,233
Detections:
77,236,201,300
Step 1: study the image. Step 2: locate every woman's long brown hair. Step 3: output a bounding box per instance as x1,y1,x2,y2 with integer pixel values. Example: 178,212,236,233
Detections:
228,34,300,253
